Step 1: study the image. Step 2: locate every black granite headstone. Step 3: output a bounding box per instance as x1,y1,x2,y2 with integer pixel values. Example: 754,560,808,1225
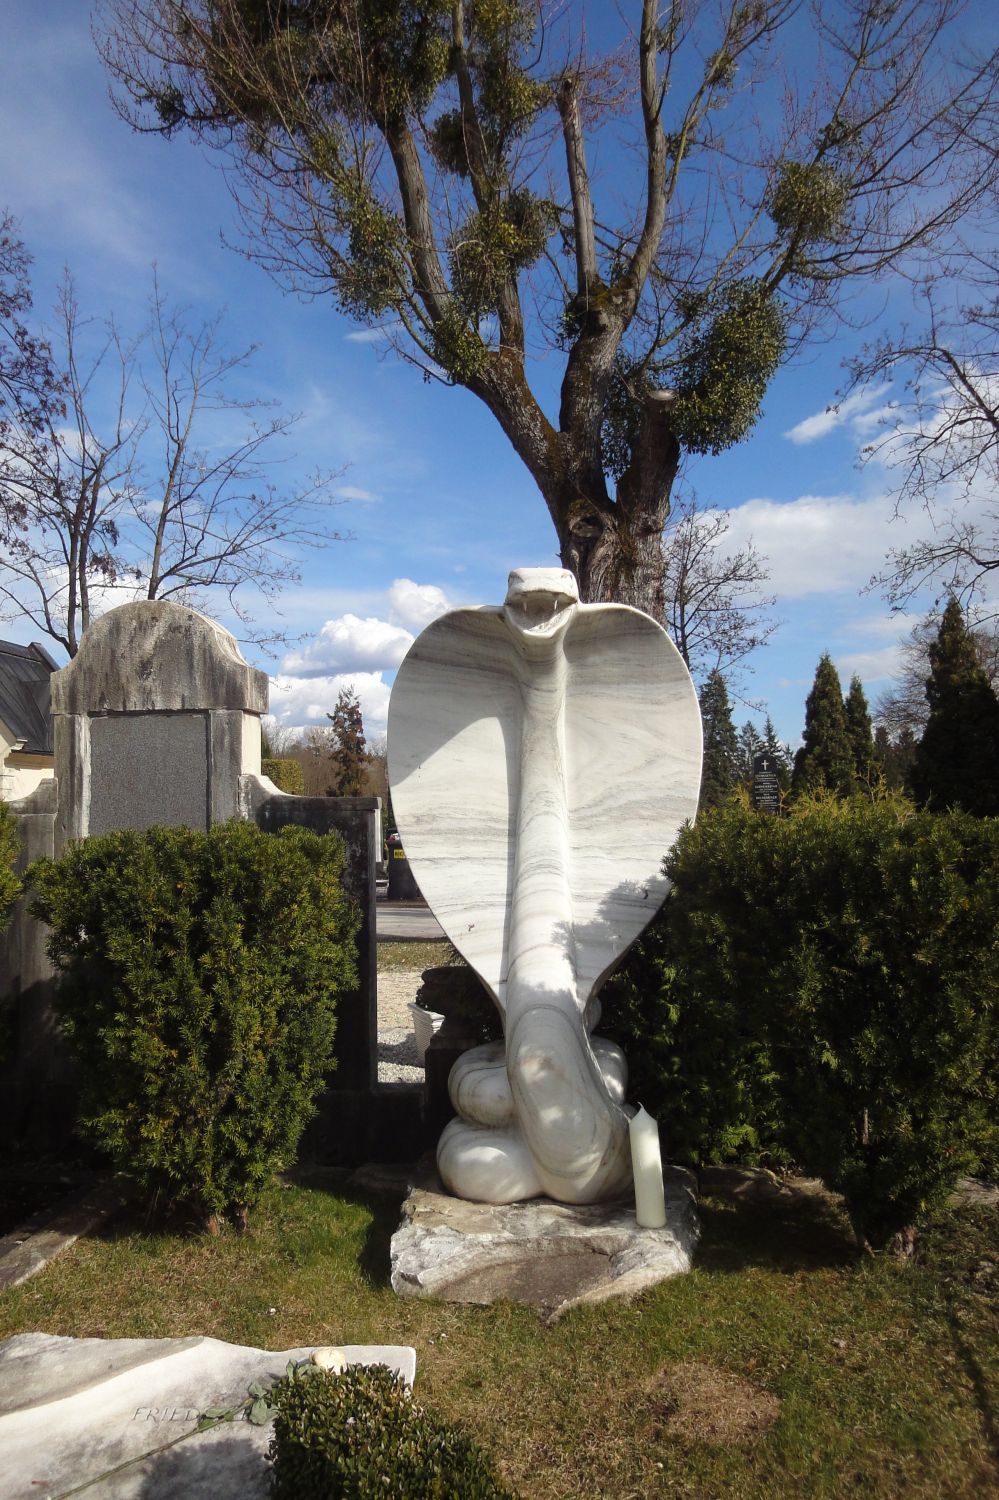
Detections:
751,751,781,814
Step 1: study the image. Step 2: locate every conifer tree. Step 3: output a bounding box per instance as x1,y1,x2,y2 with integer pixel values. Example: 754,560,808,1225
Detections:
844,674,875,787
873,724,918,791
326,687,369,797
792,655,855,797
736,721,764,782
699,670,739,809
908,598,999,815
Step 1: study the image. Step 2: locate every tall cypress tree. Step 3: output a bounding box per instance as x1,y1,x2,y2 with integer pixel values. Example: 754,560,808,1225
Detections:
326,687,369,796
874,723,917,791
792,654,855,797
844,674,875,786
908,598,999,815
737,720,764,782
699,670,740,808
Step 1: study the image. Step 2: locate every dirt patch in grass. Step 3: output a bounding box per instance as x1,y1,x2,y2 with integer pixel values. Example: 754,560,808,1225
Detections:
649,1360,781,1447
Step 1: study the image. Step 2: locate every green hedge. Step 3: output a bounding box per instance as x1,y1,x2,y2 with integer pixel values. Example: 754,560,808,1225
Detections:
29,820,358,1228
269,1363,518,1499
604,796,999,1248
262,757,306,795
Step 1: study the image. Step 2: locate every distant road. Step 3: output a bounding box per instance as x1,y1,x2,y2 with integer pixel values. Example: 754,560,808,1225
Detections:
376,900,446,943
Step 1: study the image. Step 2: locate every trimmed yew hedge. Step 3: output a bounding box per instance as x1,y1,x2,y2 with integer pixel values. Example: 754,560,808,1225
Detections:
29,820,358,1229
262,757,306,795
605,796,999,1248
269,1363,518,1499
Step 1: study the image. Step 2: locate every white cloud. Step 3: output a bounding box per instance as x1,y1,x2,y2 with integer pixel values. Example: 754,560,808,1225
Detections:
842,609,923,642
784,385,893,445
344,321,404,344
281,613,413,676
717,493,913,599
834,644,908,684
268,671,393,738
334,485,380,502
850,402,898,436
388,577,452,630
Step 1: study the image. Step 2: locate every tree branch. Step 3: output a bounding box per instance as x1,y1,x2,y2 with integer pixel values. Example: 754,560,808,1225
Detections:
557,72,598,298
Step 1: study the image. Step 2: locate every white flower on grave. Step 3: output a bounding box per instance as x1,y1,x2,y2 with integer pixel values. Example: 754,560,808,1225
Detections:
311,1346,348,1372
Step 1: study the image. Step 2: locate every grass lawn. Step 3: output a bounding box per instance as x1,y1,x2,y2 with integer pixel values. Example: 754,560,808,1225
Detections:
375,938,458,973
3,939,995,1495
1,1175,995,1498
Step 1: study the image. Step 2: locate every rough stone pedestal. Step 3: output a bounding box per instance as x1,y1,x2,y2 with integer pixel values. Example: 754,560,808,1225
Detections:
390,1166,699,1320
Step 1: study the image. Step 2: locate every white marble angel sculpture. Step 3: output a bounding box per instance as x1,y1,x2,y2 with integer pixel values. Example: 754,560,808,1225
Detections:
387,568,702,1206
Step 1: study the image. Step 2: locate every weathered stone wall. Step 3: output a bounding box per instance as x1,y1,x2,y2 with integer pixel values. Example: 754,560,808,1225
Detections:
0,779,62,1148
241,777,422,1164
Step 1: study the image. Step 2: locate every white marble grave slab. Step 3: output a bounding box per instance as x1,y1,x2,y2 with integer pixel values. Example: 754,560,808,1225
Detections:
0,1332,415,1500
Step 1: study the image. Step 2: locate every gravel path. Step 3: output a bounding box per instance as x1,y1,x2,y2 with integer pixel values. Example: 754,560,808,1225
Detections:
377,970,425,1084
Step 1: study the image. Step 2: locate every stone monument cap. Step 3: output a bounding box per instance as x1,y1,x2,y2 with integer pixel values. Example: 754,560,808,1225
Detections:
51,601,268,716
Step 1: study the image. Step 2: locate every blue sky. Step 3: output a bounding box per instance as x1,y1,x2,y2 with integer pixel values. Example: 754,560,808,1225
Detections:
1,2,993,747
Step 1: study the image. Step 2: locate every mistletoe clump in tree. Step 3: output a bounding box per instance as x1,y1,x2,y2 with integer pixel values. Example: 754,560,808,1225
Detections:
101,1,999,616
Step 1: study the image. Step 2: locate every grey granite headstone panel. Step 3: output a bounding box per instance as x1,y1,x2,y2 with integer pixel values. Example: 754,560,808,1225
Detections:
88,714,209,835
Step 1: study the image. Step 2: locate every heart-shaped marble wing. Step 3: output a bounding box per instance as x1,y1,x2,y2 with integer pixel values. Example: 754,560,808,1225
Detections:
387,602,701,1011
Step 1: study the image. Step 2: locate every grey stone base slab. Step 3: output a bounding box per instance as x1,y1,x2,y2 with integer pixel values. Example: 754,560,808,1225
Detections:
0,1333,415,1500
0,1174,131,1291
390,1167,699,1320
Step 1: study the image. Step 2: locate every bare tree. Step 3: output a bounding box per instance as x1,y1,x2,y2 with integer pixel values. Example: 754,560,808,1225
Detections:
100,1,999,619
0,275,143,655
663,489,777,685
853,274,999,615
0,212,66,528
0,269,348,656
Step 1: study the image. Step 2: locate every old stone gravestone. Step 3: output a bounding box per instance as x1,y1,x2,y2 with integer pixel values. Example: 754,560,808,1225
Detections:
51,600,266,848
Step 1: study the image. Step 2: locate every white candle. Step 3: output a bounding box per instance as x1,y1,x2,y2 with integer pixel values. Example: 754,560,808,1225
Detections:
629,1105,667,1229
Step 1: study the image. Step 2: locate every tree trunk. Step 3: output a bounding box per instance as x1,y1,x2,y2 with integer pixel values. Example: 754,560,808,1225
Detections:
553,393,681,620
556,484,674,618
469,350,682,622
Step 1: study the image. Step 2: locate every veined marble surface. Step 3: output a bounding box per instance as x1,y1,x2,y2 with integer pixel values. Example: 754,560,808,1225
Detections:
388,568,702,1206
0,1333,415,1500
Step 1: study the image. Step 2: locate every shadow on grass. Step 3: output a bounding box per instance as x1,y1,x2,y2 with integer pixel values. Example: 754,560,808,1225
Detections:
917,1203,999,1468
944,1296,999,1469
70,1166,860,1288
695,1190,858,1276
283,1166,401,1290
335,1185,398,1290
